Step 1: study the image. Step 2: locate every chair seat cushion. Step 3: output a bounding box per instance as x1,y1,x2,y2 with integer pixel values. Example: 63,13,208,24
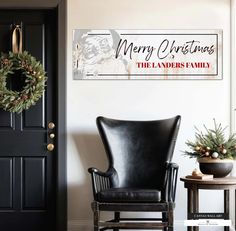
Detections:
97,188,161,203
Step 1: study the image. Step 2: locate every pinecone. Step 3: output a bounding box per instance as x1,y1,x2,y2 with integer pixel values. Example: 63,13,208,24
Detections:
21,94,28,100
13,100,19,105
3,59,9,65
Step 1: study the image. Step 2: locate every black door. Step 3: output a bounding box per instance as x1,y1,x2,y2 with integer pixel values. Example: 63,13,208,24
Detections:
0,10,57,231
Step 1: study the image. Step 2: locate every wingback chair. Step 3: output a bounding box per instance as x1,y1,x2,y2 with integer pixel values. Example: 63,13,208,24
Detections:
88,116,181,231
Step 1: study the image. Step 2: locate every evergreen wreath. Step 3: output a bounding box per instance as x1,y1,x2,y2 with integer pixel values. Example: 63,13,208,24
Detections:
0,51,47,113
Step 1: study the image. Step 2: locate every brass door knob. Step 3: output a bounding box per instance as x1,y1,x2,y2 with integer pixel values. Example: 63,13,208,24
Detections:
49,133,55,139
48,122,55,129
47,143,54,151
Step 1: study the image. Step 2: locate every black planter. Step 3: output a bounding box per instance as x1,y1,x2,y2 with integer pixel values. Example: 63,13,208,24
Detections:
198,158,233,178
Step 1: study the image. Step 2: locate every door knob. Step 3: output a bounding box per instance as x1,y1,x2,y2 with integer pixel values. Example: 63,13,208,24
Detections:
48,122,55,129
47,143,54,151
49,133,55,139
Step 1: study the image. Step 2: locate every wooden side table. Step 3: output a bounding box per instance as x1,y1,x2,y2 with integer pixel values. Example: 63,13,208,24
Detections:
180,177,236,231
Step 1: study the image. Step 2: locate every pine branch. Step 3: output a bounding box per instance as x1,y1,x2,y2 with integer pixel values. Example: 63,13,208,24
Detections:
184,120,236,160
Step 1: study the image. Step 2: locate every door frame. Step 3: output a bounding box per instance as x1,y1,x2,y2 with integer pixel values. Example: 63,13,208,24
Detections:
0,1,67,231
57,1,67,231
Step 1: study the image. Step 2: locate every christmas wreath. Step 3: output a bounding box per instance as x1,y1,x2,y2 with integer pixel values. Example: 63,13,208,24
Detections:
0,51,47,113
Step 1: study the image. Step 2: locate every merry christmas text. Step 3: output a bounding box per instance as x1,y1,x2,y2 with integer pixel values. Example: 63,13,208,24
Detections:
115,39,215,61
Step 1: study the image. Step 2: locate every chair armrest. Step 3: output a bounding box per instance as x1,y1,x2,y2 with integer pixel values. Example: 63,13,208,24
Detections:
164,162,179,203
88,167,113,177
88,167,114,199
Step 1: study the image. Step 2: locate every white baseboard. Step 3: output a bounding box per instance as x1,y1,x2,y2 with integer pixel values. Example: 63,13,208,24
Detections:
67,220,184,231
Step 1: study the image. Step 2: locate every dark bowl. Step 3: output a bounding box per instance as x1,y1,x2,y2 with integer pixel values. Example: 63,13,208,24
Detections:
199,162,233,178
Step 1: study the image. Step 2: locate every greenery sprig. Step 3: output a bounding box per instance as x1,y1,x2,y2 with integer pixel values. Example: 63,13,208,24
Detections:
184,119,236,160
0,51,47,113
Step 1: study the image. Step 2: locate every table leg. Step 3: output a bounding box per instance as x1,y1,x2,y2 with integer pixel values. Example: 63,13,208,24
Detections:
192,187,199,231
187,188,199,231
235,190,236,231
224,190,229,231
187,189,193,231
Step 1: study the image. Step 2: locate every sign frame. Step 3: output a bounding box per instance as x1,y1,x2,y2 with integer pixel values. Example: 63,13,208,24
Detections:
72,29,223,80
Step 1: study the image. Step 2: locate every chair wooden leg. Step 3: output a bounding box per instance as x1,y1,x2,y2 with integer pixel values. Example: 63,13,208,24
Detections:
167,213,174,231
92,202,100,231
162,212,167,231
168,204,174,231
113,212,120,231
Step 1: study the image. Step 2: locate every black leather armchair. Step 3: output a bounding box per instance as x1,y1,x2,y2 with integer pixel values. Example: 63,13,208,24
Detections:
88,116,181,230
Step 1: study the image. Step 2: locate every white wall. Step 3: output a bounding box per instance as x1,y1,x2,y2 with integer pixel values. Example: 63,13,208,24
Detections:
67,0,231,230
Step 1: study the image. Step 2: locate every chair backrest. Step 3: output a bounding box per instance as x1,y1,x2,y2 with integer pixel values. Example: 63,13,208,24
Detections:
96,116,181,190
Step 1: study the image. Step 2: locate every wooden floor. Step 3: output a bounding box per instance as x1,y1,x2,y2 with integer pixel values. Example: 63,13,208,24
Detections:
103,224,234,231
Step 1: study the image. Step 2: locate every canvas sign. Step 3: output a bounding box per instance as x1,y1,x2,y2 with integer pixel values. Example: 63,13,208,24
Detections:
72,29,222,80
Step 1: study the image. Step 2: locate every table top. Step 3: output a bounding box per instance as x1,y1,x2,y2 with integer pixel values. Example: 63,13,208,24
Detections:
180,177,236,185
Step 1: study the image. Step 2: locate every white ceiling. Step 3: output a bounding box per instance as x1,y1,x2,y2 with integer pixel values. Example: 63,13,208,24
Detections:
0,0,60,8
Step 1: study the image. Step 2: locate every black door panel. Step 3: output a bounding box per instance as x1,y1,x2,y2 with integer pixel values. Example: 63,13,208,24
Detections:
0,9,57,231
